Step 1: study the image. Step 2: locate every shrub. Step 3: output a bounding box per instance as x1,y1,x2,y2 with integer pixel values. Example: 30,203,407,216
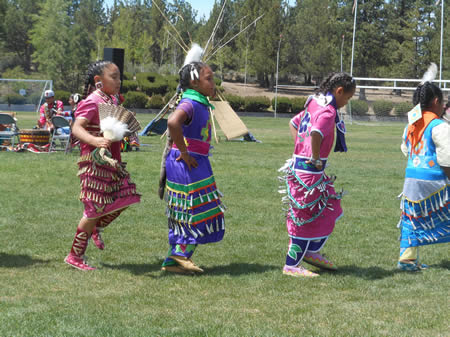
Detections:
373,100,394,116
54,90,70,105
139,79,168,96
347,100,369,115
224,94,245,111
214,77,222,87
123,71,133,80
26,92,43,105
394,102,413,117
136,72,158,83
291,97,307,114
123,91,148,109
138,81,152,96
146,94,165,109
271,96,292,113
166,74,178,83
151,80,168,95
243,96,271,112
166,75,179,93
164,92,176,104
122,80,139,93
4,93,26,104
134,72,177,97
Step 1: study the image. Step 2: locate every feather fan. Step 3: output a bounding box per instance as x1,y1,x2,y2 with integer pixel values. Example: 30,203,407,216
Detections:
98,104,141,141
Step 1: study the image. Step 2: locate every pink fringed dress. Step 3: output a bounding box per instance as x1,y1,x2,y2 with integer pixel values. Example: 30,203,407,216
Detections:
75,91,140,220
280,95,343,239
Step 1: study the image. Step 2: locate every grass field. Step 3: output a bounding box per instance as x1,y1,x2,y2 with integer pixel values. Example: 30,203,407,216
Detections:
0,111,448,337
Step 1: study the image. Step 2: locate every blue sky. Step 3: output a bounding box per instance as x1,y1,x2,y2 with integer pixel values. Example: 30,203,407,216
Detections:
104,1,297,21
104,0,216,20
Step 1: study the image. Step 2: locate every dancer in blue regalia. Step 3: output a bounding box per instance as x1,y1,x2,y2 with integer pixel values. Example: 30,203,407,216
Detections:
397,64,450,271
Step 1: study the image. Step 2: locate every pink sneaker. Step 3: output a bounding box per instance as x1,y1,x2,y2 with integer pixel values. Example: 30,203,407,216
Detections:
303,252,337,270
64,254,96,271
283,265,319,277
91,228,105,250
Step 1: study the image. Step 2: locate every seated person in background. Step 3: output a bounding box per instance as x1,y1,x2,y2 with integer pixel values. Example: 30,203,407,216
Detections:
444,101,450,123
67,93,81,121
38,90,64,130
56,93,82,126
0,112,16,147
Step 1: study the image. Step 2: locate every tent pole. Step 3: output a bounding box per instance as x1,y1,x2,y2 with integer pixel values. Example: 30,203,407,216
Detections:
210,109,219,144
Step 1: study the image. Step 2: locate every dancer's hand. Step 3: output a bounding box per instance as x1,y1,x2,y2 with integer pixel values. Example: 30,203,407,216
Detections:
306,158,323,170
94,137,112,149
177,152,198,170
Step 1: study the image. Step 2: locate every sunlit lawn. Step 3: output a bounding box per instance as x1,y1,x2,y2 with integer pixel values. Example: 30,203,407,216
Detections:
0,110,448,337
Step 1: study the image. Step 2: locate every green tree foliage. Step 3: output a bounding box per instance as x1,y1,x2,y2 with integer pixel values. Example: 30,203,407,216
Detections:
199,0,241,73
52,0,108,91
0,0,7,43
444,1,450,80
31,0,73,88
284,0,342,84
239,0,285,87
148,0,167,67
351,0,390,99
107,2,153,70
3,0,42,72
0,0,448,91
383,0,418,79
166,0,200,68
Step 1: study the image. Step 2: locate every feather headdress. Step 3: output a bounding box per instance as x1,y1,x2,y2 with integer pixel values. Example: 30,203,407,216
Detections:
420,63,438,85
183,43,204,66
182,43,204,81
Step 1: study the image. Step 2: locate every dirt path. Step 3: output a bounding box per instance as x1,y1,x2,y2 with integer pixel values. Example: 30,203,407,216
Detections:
221,81,413,104
221,82,300,99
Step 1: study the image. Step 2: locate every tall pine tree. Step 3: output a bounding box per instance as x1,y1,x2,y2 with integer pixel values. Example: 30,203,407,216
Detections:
31,0,73,88
3,0,43,72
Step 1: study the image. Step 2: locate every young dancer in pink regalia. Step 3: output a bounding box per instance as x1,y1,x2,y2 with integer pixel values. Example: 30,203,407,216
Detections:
279,72,355,277
64,60,140,271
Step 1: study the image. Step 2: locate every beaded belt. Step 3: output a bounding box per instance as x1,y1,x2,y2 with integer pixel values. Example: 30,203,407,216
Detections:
173,137,210,156
293,156,327,173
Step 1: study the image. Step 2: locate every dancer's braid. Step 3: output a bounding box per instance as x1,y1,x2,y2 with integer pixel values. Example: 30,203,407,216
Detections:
175,88,183,105
413,82,443,110
82,77,91,100
179,62,205,90
318,72,355,95
82,60,113,99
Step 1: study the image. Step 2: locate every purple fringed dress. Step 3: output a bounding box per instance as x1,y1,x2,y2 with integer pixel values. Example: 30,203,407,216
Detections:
165,97,225,245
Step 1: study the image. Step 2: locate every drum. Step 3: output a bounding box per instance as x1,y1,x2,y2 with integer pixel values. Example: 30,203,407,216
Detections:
19,129,50,145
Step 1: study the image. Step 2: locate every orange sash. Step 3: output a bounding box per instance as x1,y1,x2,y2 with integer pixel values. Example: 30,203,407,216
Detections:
406,111,438,155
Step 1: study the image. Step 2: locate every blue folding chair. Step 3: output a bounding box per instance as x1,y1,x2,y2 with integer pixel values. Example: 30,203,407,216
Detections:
0,113,19,149
49,116,71,153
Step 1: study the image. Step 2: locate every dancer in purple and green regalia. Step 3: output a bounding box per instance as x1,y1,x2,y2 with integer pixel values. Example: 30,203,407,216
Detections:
397,65,450,271
161,44,225,274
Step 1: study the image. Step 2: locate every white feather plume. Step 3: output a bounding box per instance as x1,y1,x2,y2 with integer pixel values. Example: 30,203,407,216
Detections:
420,63,438,84
100,116,129,142
183,43,204,66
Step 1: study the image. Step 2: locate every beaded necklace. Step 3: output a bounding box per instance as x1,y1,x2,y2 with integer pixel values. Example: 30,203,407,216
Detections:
93,89,114,104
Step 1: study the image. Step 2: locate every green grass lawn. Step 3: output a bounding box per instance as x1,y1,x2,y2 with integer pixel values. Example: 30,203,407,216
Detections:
0,111,448,337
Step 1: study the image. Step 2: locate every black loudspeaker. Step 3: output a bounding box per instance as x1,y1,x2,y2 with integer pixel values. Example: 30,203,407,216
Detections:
103,48,125,89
